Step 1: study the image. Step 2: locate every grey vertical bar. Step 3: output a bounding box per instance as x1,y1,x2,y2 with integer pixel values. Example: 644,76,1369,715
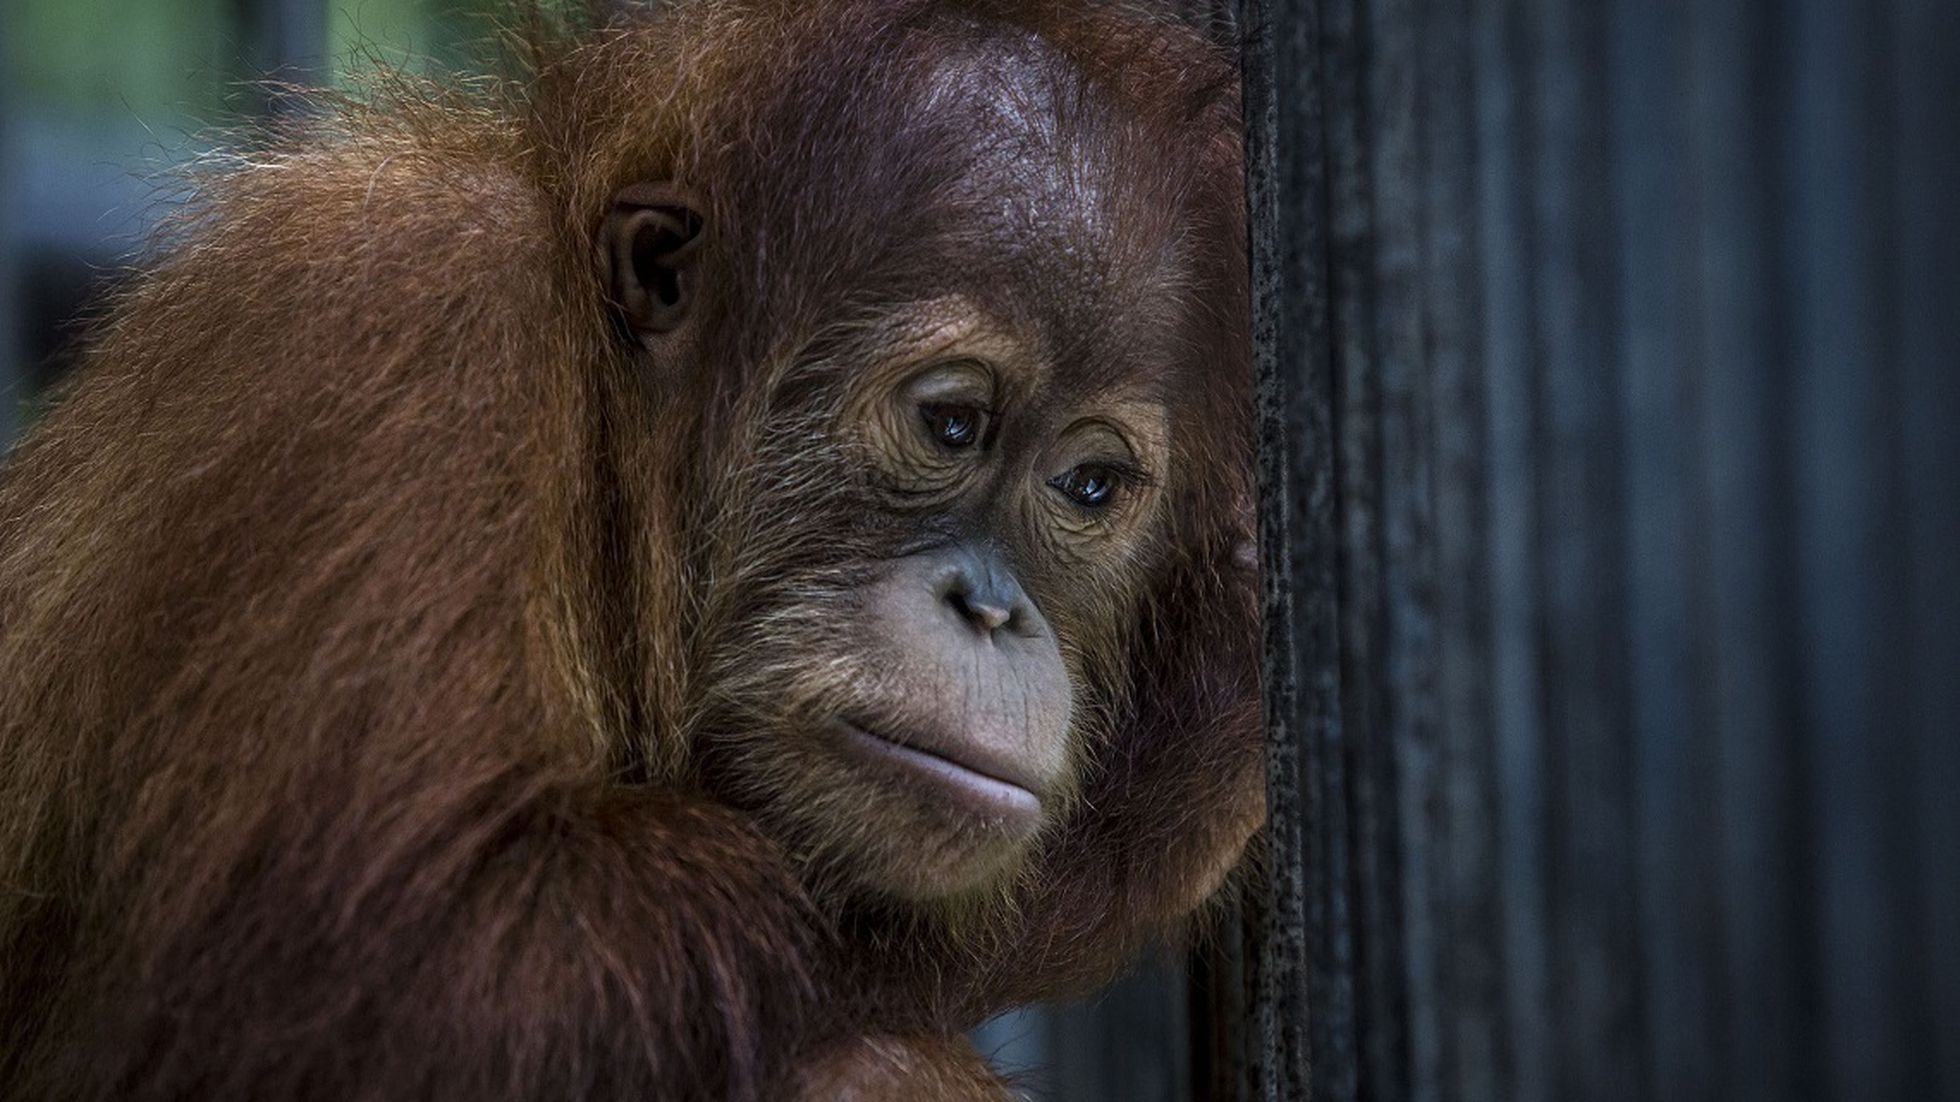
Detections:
1317,0,1415,1095
0,0,17,452
1418,0,1511,1097
1469,3,1555,1099
1894,0,1960,1097
231,0,327,92
1520,1,1648,1098
1238,0,1341,1097
1787,0,1932,1097
1363,0,1434,1095
1606,0,1727,1098
1682,2,1820,1099
268,0,327,71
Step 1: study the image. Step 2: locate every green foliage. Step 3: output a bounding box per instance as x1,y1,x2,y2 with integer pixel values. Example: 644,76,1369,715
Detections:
329,0,512,85
5,0,515,123
9,0,237,122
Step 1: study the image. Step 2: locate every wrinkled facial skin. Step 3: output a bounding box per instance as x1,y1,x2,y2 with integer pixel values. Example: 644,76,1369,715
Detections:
682,300,1177,910
606,32,1210,913
836,305,1173,900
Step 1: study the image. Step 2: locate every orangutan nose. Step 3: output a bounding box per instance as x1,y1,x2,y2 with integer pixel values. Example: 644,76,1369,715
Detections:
931,544,1042,638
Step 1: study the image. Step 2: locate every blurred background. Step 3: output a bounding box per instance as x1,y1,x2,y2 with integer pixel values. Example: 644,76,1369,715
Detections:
0,0,508,443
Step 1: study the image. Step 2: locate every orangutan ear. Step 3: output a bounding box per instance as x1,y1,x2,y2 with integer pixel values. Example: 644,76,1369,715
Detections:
602,183,706,339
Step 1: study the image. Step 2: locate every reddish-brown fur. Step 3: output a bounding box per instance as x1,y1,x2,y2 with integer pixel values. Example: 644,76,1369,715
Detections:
0,2,1260,1099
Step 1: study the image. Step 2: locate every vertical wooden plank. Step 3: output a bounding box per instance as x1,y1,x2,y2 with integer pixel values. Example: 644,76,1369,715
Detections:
1415,0,1511,1099
1468,4,1557,1100
1679,3,1822,1099
1604,1,1726,1098
1519,4,1649,1099
1894,1,1960,1097
1226,0,1960,1098
1317,0,1423,1097
1237,0,1339,1097
1785,2,1934,1098
1362,0,1434,1098
1192,912,1259,1102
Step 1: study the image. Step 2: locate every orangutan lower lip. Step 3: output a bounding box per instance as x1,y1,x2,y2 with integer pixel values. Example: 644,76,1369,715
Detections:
833,719,1043,822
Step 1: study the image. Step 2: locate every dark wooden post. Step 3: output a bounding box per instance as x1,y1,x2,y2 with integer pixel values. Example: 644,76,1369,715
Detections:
1232,0,1960,1099
1237,0,1340,1098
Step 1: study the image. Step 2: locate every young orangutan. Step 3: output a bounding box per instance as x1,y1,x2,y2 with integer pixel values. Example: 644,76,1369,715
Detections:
0,2,1261,1098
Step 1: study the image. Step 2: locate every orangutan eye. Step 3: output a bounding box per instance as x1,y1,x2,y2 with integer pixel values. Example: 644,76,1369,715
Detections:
920,403,986,449
1051,464,1124,509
